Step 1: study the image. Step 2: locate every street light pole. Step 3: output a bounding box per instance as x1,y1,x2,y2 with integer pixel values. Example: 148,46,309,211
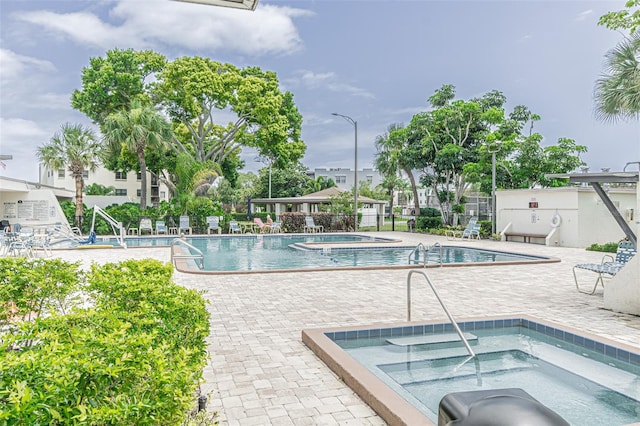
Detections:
486,142,501,236
332,112,358,231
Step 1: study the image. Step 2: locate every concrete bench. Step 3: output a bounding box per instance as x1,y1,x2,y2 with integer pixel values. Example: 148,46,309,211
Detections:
504,232,547,244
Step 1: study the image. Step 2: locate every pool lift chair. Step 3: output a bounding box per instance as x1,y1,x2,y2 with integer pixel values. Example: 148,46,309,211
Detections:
573,241,636,294
89,205,127,248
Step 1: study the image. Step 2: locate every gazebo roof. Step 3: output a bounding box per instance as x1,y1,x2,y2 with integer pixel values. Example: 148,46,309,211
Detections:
252,187,385,205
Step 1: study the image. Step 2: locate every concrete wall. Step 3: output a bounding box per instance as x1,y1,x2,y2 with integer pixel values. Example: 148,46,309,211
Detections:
1,189,71,231
497,187,636,248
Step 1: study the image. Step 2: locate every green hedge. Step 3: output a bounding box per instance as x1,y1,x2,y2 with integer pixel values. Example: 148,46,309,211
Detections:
0,258,210,425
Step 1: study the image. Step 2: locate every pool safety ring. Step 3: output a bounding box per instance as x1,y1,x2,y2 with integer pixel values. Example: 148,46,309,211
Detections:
550,212,562,228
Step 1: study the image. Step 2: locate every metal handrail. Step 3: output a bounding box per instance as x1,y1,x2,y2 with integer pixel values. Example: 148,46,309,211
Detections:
427,242,443,267
406,269,475,358
408,243,428,266
408,242,443,267
171,238,204,269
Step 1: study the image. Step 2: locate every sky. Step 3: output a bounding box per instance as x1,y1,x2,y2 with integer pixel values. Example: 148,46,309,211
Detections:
1,0,639,184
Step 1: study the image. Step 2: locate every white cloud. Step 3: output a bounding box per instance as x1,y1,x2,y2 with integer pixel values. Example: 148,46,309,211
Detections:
289,70,375,99
0,48,56,80
575,10,593,22
13,1,311,56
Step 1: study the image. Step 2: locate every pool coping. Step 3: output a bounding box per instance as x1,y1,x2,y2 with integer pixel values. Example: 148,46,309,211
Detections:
301,314,640,426
164,235,559,274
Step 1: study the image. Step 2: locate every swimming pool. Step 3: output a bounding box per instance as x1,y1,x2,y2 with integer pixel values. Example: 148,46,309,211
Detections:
303,316,640,425
163,234,553,273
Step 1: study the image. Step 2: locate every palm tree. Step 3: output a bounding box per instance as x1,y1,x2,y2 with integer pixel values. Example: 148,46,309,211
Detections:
102,100,172,210
37,123,102,226
594,33,640,122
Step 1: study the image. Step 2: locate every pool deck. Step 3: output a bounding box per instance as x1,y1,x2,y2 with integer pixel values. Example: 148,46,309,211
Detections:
51,232,640,425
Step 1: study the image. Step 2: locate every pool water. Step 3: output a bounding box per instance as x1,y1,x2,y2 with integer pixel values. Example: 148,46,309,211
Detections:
330,322,640,425
119,234,547,272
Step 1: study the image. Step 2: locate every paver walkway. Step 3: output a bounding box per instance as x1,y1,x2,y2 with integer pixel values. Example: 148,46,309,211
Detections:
53,232,640,425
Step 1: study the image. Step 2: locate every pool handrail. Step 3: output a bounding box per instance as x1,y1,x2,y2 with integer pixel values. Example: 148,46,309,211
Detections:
171,237,204,269
408,242,443,267
406,269,475,358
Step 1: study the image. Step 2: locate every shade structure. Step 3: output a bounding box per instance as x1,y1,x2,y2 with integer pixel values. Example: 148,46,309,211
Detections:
172,0,259,10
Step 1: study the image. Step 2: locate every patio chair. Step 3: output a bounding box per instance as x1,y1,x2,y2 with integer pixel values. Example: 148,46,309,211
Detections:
573,241,636,294
304,216,323,233
229,220,243,234
270,221,282,233
139,218,153,235
178,215,192,235
206,216,221,234
155,221,167,235
445,217,479,240
253,217,272,233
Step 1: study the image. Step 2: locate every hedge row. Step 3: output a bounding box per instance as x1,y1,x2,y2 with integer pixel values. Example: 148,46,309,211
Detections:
0,258,210,425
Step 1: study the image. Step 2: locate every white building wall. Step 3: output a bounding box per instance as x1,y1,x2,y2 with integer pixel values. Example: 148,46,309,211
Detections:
497,187,636,248
39,164,169,207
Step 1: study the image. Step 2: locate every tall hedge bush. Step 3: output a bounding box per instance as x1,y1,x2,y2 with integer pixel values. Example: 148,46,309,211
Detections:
0,258,210,425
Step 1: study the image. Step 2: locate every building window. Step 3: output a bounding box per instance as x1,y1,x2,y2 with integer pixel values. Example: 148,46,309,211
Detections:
115,171,126,180
160,191,166,199
336,175,346,184
82,170,89,179
366,175,373,183
137,172,142,181
136,189,141,197
58,169,65,178
115,189,127,196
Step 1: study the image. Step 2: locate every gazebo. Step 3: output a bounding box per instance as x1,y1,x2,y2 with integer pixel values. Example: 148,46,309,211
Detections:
250,187,386,228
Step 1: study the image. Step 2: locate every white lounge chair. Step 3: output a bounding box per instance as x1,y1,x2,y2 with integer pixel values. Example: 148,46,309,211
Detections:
304,216,323,233
446,217,480,240
155,221,167,235
178,215,192,235
229,220,243,234
207,216,221,234
139,218,153,235
573,241,636,294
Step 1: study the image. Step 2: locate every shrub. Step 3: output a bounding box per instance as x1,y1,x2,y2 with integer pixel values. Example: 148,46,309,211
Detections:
0,258,210,425
416,207,442,230
586,242,619,253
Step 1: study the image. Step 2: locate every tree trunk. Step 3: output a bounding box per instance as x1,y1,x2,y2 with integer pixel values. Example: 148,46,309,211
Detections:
75,174,84,227
138,148,147,211
404,168,421,215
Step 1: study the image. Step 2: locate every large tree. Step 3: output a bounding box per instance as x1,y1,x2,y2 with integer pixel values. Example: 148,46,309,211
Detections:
72,49,166,124
102,100,172,210
594,33,640,122
37,124,102,226
154,58,306,167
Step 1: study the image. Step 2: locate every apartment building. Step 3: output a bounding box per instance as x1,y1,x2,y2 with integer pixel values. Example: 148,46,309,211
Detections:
38,164,170,207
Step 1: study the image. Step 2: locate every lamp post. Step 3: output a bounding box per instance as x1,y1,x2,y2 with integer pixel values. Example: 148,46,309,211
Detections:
486,141,501,236
332,112,358,231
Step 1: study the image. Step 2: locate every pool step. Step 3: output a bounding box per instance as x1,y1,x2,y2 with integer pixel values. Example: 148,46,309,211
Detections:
386,333,478,346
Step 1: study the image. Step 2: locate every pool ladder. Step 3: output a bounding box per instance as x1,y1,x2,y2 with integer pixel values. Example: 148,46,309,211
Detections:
171,238,204,269
406,269,476,358
408,242,443,267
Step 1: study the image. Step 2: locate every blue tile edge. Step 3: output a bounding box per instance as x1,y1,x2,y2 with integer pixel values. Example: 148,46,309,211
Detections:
325,317,640,369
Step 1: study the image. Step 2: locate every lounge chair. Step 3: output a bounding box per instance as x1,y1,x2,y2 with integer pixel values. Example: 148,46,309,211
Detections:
156,221,167,235
446,217,480,240
304,216,323,233
254,217,272,233
573,241,636,294
206,216,221,234
178,215,192,235
139,218,153,235
270,221,282,233
229,220,243,234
